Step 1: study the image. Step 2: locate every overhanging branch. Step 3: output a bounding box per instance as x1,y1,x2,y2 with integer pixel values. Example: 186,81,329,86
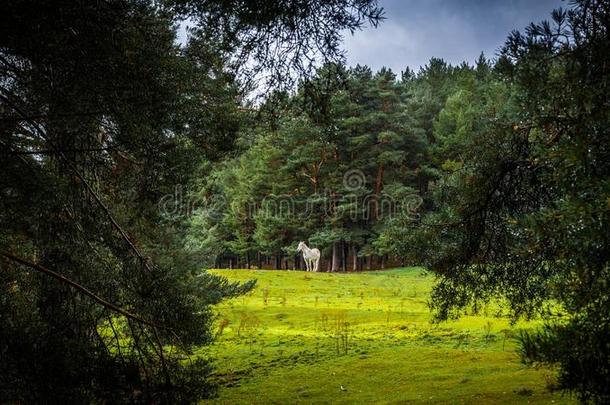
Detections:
0,250,168,330
0,89,152,273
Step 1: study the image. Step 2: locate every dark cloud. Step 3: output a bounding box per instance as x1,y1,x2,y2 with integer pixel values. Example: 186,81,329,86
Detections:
344,0,566,73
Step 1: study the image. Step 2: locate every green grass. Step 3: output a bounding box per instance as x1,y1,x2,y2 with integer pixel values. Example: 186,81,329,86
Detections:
200,268,574,404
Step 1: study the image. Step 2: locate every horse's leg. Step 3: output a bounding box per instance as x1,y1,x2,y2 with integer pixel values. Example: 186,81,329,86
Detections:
314,257,319,272
305,257,310,272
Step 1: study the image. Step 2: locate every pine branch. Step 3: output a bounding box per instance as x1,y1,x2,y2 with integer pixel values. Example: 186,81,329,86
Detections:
9,146,120,155
0,89,153,273
0,250,168,330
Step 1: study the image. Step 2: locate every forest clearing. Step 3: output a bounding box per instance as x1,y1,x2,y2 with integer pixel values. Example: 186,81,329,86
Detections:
3,0,608,402
202,268,574,404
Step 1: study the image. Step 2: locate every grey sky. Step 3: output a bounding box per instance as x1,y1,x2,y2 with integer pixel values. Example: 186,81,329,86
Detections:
343,0,566,74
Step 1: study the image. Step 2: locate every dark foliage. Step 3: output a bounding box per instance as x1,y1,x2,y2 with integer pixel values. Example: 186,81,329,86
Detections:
0,0,382,402
391,1,610,402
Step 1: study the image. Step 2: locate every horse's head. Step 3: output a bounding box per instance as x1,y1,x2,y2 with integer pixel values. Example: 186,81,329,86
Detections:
296,241,306,252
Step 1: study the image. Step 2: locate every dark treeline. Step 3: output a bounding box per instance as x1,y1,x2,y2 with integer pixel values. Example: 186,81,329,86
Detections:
186,59,484,272
213,252,393,271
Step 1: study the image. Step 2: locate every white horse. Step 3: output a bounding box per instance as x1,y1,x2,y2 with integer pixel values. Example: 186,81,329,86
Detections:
296,241,320,272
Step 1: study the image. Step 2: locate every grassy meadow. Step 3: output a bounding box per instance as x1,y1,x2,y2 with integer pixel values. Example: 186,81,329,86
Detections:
200,268,574,404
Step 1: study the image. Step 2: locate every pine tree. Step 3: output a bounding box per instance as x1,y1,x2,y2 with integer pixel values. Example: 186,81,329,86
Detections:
0,0,384,401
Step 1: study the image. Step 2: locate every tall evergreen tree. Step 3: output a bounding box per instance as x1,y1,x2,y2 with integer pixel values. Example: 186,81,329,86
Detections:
391,2,610,402
0,0,383,401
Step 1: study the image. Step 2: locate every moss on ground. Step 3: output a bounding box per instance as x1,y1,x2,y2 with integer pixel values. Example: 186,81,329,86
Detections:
201,268,574,404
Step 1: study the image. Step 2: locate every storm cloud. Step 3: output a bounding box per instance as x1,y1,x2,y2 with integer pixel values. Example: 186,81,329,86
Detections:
343,0,565,73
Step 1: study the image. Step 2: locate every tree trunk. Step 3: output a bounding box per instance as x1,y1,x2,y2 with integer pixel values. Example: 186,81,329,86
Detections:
341,241,347,272
372,163,384,220
376,164,384,195
246,252,250,269
380,255,385,269
332,242,340,272
352,244,358,271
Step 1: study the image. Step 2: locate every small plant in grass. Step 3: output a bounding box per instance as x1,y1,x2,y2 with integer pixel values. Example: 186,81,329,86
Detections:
241,290,255,306
331,311,352,355
499,328,513,350
316,312,330,332
236,312,262,353
237,312,260,337
217,317,231,337
483,320,494,341
454,332,471,349
262,287,270,306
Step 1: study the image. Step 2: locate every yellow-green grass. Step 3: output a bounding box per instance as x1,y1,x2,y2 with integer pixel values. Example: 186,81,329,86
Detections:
200,268,574,404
